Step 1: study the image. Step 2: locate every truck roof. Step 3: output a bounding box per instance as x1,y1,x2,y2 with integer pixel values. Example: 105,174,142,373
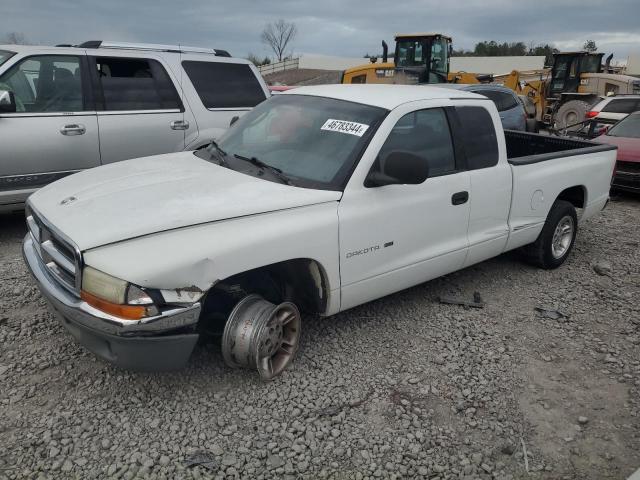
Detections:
283,84,484,110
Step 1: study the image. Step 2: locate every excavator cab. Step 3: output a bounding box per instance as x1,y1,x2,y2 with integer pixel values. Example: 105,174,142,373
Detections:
394,33,452,83
549,52,604,96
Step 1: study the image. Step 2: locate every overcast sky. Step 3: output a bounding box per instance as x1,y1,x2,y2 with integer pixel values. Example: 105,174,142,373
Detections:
2,0,639,60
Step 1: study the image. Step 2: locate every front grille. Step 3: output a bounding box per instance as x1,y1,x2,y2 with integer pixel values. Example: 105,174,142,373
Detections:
26,206,81,296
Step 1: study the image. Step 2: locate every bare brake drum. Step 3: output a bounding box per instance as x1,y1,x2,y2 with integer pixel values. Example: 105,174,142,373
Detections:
221,294,301,380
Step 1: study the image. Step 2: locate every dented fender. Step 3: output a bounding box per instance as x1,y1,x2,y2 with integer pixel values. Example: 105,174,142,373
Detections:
82,202,341,313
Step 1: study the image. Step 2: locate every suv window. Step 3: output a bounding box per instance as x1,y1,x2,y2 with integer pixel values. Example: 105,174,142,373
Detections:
602,98,640,114
182,61,266,109
378,108,456,177
455,106,499,169
94,57,182,111
0,55,84,113
473,89,518,111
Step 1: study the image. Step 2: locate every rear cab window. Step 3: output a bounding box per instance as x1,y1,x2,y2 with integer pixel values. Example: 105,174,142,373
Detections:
92,56,182,111
182,60,267,109
454,106,499,169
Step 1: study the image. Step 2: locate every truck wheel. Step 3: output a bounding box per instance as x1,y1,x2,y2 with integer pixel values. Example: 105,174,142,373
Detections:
554,100,591,131
521,200,578,269
222,294,301,380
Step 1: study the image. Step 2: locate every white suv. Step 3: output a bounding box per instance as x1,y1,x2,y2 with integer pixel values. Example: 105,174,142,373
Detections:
586,95,640,122
0,41,269,212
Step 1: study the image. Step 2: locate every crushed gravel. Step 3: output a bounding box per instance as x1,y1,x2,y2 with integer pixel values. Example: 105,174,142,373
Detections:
0,195,639,480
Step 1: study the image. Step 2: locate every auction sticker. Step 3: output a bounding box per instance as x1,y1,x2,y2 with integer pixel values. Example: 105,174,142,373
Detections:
321,119,369,137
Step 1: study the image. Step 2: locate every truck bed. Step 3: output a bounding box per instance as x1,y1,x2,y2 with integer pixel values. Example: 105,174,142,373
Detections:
505,130,616,165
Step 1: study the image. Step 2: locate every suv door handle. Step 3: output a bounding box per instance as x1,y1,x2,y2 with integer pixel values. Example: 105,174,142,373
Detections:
170,120,189,130
451,191,469,205
60,124,86,136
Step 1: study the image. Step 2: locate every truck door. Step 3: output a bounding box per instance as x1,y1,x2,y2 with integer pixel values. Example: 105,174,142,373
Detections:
450,105,512,267
338,105,471,311
90,54,187,164
0,53,99,203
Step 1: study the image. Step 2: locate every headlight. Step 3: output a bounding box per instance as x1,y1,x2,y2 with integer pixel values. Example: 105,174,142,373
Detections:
81,266,158,320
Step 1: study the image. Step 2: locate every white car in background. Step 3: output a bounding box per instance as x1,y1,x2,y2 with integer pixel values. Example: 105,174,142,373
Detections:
586,95,640,122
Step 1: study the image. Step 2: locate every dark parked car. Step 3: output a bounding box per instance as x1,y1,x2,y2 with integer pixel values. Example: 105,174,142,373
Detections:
435,84,527,131
593,111,640,193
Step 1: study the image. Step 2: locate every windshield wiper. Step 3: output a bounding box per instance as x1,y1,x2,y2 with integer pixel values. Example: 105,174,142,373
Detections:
233,154,291,185
208,140,229,166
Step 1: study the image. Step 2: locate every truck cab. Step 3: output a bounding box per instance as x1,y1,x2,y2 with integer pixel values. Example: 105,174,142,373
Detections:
22,85,616,379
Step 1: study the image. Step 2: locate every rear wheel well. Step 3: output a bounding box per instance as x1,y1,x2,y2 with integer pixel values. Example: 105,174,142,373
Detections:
198,259,329,333
557,185,586,209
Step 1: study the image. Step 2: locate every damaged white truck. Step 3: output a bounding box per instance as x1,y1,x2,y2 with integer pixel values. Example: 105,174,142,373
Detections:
23,85,616,379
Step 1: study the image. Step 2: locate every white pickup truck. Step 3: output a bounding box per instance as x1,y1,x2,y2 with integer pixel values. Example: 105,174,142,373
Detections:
22,85,616,379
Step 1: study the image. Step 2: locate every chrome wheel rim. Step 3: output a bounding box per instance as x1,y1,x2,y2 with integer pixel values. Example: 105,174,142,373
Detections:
256,303,300,380
551,215,574,259
222,294,301,380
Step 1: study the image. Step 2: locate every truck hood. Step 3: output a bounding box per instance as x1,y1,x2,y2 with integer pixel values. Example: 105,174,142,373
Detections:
29,152,342,250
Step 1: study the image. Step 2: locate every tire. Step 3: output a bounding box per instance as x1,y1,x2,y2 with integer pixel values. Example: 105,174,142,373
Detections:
521,200,578,269
554,100,592,131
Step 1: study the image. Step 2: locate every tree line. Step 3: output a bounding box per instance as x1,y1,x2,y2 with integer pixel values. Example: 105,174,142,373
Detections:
454,40,597,66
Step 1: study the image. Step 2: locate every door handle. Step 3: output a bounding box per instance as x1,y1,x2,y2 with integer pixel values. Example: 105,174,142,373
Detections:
451,191,469,205
170,120,189,130
60,124,86,136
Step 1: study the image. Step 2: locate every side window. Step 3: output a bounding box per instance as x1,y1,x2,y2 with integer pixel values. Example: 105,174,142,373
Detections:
94,57,181,111
378,108,456,178
602,98,639,114
473,90,518,112
0,55,84,113
456,106,499,169
182,61,267,109
351,74,367,84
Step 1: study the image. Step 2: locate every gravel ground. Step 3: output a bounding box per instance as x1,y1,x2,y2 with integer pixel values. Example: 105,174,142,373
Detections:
1,196,639,480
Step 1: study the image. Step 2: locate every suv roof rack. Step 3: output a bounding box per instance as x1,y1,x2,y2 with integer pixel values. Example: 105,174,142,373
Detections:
75,40,231,57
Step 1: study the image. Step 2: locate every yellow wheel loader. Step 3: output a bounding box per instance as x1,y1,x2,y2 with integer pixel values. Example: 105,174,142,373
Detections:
342,33,489,85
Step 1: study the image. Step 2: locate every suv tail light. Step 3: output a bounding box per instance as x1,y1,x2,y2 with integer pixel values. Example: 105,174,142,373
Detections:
585,110,598,118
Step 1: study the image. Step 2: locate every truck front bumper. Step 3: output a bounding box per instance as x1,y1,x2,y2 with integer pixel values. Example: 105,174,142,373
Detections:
22,235,201,371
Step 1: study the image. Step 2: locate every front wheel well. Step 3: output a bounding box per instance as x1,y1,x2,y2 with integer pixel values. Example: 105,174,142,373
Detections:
556,185,586,209
198,259,329,333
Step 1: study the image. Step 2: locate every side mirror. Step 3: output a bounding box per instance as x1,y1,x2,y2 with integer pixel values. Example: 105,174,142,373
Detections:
229,115,239,127
0,89,16,113
365,151,429,187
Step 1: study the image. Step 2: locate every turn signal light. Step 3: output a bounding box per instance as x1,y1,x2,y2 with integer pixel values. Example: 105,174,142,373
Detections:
81,290,147,320
585,111,598,118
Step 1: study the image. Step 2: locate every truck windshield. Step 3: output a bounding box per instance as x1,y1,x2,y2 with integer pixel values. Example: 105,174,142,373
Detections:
198,94,387,190
607,113,640,139
0,50,15,67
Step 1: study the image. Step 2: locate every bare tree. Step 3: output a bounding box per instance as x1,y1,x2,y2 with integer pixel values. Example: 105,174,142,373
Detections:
2,32,30,45
261,19,297,62
583,39,597,53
